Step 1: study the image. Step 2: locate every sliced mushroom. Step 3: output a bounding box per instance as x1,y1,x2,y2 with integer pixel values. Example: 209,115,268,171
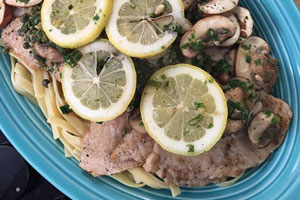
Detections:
225,87,246,103
217,71,230,85
223,119,244,136
198,0,239,15
182,0,195,10
234,7,254,43
129,109,147,134
0,1,13,28
180,31,199,58
180,18,192,33
235,37,278,92
248,112,280,148
221,15,240,47
5,0,42,7
204,47,230,62
250,101,263,117
13,7,29,17
152,15,174,31
180,15,236,58
225,77,257,120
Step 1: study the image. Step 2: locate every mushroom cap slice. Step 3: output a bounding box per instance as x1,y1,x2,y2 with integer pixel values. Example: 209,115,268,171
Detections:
204,47,230,62
180,15,236,58
198,0,239,15
234,7,254,43
129,109,147,134
235,37,278,92
221,15,241,47
248,112,280,148
5,0,42,8
0,1,13,29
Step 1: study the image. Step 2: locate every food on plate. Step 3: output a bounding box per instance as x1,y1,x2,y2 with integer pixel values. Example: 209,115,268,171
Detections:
0,0,293,198
106,0,185,58
61,39,136,121
41,0,112,48
141,64,227,156
0,0,14,28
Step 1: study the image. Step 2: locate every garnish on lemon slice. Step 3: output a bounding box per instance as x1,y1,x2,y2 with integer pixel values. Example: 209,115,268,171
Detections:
141,64,228,156
106,0,184,58
41,0,112,48
61,39,136,122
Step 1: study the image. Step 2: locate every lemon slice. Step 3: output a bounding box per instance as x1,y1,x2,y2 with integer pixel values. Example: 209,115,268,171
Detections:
61,39,136,121
141,64,227,156
41,0,112,48
106,0,184,58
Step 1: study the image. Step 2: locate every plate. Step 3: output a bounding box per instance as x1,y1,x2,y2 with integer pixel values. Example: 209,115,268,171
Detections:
1,0,300,199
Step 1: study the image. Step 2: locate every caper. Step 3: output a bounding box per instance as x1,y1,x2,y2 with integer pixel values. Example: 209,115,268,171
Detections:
24,36,31,43
20,14,29,23
17,29,25,37
42,79,50,88
23,42,30,49
31,35,37,43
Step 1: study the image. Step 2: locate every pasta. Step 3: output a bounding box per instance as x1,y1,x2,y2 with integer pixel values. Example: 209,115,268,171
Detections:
10,55,181,196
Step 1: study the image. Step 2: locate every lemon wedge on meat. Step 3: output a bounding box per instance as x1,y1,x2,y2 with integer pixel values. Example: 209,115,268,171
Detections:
61,39,136,122
41,0,112,48
106,0,184,58
141,64,227,156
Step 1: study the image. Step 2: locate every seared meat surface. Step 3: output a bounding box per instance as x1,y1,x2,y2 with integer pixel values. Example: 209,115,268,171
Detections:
80,112,154,176
1,18,40,70
144,93,292,187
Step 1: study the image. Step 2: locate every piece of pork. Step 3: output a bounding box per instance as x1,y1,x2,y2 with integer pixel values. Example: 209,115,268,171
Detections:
80,112,154,176
34,43,64,63
145,93,292,187
1,18,40,70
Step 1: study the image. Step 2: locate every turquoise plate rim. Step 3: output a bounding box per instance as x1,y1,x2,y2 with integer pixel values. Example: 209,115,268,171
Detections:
1,0,300,199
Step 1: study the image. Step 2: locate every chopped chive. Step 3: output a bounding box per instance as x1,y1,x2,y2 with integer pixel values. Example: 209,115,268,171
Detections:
60,105,72,114
96,122,103,125
187,144,194,152
147,80,162,88
188,115,203,126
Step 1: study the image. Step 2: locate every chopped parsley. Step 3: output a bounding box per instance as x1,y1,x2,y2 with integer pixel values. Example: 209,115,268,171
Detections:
130,4,136,9
265,111,272,117
246,54,252,64
139,121,144,126
96,122,103,125
254,58,262,66
208,123,214,129
93,14,100,21
68,4,73,10
194,102,204,110
272,115,280,124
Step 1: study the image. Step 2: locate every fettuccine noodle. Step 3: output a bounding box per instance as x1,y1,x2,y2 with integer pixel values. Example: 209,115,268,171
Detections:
9,55,181,197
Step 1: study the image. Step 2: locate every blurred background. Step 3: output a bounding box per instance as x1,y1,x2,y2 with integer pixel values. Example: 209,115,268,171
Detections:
0,131,69,200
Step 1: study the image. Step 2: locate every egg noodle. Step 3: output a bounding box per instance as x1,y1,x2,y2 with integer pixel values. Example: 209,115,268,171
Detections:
9,55,182,197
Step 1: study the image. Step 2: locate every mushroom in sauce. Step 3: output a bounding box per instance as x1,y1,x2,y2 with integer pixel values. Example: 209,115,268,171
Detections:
248,111,280,148
180,15,236,58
